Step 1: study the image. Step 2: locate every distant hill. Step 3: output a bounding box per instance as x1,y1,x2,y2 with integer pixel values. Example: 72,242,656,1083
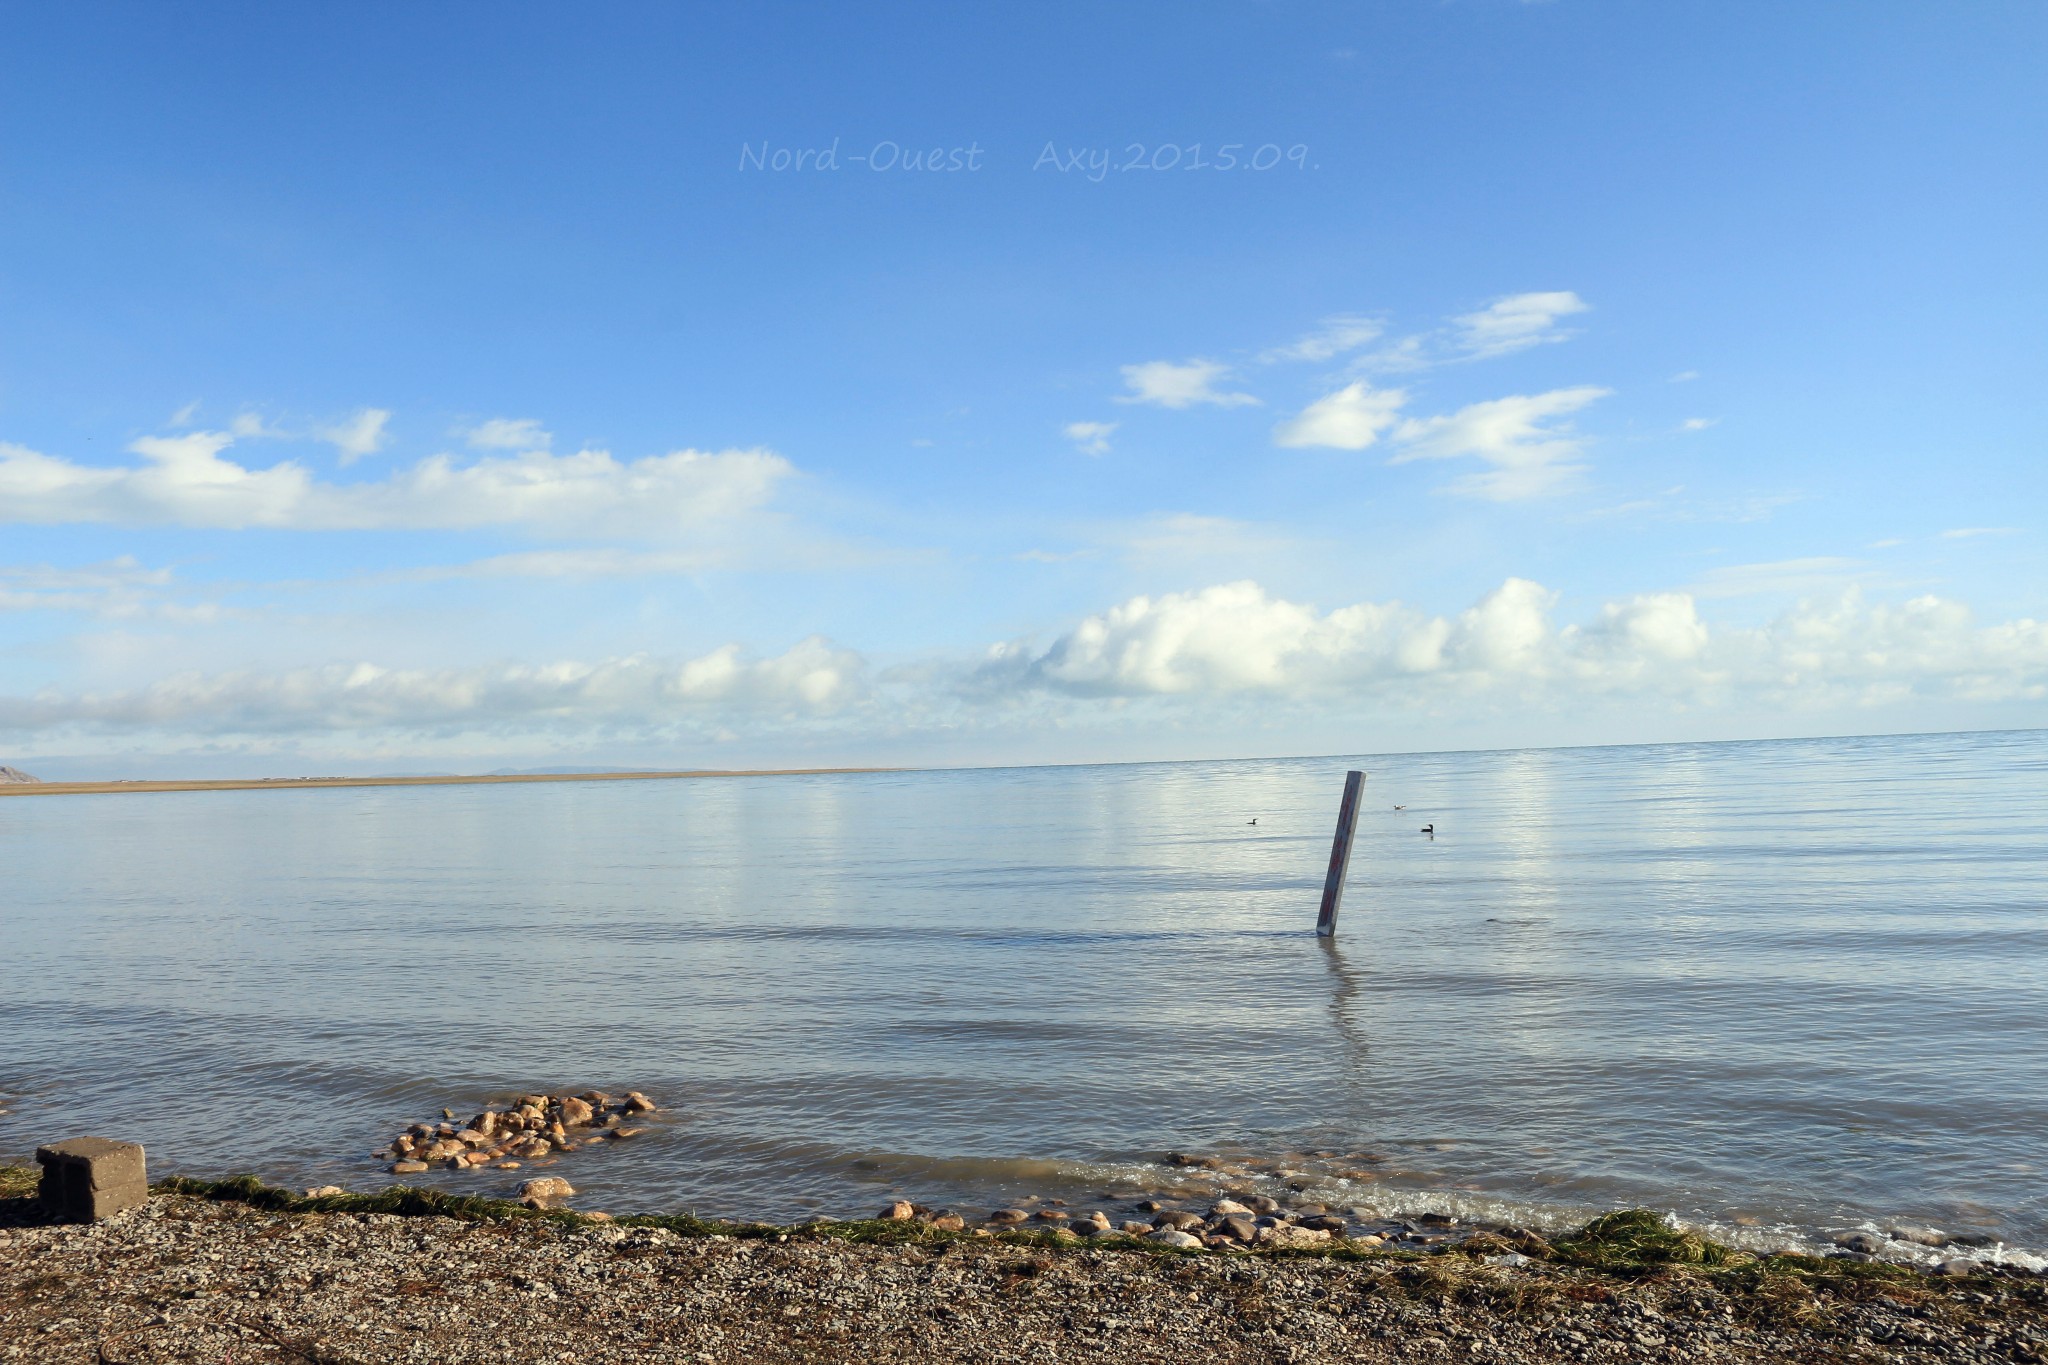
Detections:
0,766,42,784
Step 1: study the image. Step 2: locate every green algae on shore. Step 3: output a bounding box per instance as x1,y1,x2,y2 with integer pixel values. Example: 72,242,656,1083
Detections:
0,1164,1983,1292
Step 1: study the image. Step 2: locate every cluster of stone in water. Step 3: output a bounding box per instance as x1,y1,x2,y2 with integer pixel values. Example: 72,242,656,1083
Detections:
863,1152,1548,1253
873,1191,1533,1253
380,1090,656,1175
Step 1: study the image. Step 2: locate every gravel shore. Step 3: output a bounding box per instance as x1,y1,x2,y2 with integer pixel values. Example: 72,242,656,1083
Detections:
5,1180,2047,1363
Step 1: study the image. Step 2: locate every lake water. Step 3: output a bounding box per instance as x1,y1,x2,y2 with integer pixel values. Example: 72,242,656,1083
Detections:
5,730,2047,1261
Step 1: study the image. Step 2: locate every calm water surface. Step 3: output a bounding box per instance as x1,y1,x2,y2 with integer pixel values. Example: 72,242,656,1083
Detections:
5,731,2046,1259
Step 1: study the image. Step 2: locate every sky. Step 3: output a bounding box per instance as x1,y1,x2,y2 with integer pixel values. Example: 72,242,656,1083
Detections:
1,0,2043,777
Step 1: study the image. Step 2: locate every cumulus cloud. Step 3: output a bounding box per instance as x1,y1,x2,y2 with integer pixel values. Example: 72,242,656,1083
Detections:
1260,315,1383,364
1575,592,1710,663
1388,385,1610,499
977,579,2048,710
0,429,792,537
979,579,1540,697
465,417,552,450
9,580,2048,749
1449,291,1589,359
1273,381,1407,449
1062,421,1116,455
1116,359,1260,409
0,638,866,738
321,408,392,464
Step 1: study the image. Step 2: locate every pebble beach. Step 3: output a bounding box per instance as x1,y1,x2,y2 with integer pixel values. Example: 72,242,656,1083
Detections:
5,1171,2046,1364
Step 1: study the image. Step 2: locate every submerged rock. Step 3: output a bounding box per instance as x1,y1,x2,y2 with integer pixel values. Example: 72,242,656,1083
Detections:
1890,1225,1950,1247
518,1177,576,1209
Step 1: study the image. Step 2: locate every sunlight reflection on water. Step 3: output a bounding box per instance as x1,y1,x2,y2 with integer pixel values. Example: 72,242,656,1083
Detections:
4,730,2045,1249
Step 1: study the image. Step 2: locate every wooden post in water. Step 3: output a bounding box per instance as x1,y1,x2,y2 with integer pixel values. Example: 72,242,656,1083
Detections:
1316,770,1366,937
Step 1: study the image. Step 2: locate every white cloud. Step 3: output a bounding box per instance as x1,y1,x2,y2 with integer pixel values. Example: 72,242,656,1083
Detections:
1115,359,1260,409
1680,417,1717,432
0,638,866,739
1349,291,1592,374
1062,421,1116,455
1273,381,1407,449
1671,370,1701,383
1687,557,1873,599
464,417,552,451
1354,333,1432,373
1388,385,1610,499
168,400,201,427
979,578,2048,710
1078,513,1304,573
0,557,202,620
1260,315,1383,364
321,408,392,464
0,429,792,538
1942,527,2018,540
10,578,2048,750
980,579,1540,697
1449,291,1589,359
393,548,723,581
1577,592,1710,662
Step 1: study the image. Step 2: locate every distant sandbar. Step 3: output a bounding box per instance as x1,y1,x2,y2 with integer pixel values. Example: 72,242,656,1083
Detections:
0,767,891,798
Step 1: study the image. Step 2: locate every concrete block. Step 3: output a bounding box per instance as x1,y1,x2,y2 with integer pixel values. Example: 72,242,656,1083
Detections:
35,1136,147,1221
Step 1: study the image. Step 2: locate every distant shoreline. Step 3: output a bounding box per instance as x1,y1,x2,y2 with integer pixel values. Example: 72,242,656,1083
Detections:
0,767,893,799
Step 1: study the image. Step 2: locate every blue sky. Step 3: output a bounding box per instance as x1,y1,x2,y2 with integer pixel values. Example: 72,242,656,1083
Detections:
2,1,2043,776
